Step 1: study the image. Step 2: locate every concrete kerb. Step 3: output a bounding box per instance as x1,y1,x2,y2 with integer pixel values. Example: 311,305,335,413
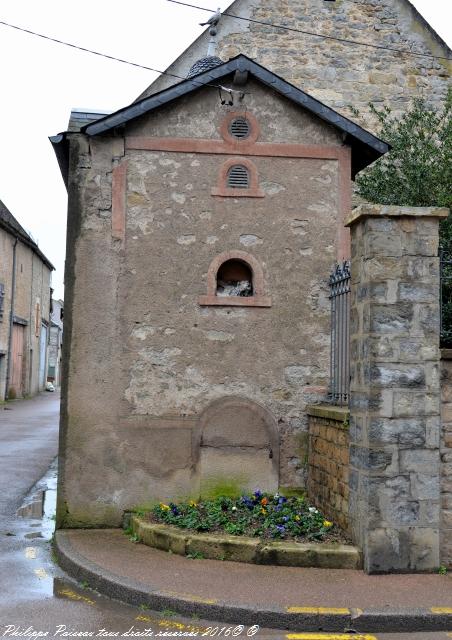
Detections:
130,516,362,569
55,531,452,633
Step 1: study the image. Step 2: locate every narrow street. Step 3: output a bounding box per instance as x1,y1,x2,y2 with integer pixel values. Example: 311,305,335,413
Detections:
0,393,450,640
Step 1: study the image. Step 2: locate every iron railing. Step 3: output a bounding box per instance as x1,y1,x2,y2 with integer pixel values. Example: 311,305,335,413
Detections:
329,261,351,406
440,249,452,347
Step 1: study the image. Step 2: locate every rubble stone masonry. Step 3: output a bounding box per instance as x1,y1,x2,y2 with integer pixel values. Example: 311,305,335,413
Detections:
307,405,350,533
346,204,449,573
440,351,452,567
145,0,452,133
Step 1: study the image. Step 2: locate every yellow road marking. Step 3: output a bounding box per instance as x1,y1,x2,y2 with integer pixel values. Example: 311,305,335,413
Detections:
159,589,218,605
25,547,37,559
286,635,377,640
34,568,48,579
57,588,95,606
287,607,350,615
135,615,205,633
431,607,452,614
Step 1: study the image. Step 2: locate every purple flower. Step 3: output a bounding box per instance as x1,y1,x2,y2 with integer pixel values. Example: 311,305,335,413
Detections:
241,496,254,509
278,496,287,505
276,525,286,533
253,490,263,499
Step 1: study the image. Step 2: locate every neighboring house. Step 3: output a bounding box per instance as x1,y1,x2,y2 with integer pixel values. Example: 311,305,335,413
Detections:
51,53,389,527
0,200,54,400
48,298,63,388
141,0,451,132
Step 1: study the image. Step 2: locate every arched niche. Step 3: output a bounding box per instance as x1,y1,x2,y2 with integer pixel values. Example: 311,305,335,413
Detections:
196,396,279,497
198,250,271,307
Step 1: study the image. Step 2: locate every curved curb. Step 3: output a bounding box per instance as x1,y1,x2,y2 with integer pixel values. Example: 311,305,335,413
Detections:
130,516,362,569
55,531,452,633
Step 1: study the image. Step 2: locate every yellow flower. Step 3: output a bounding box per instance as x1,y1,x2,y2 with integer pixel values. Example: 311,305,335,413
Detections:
260,508,267,515
189,500,197,507
295,515,301,521
323,520,333,528
159,503,170,511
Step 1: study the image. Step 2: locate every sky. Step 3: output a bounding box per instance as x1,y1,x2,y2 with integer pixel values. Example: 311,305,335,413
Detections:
0,1,451,300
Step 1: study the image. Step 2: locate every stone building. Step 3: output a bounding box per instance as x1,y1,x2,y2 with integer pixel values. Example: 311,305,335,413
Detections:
51,54,389,527
144,0,451,133
0,200,54,400
48,298,64,388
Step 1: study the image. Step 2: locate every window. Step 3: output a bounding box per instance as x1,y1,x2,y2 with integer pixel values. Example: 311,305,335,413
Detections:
198,250,271,307
227,165,250,189
216,259,253,297
229,117,251,140
220,112,260,144
211,158,264,198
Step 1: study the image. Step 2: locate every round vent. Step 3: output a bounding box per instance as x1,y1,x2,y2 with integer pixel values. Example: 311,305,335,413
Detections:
229,117,251,140
227,165,250,189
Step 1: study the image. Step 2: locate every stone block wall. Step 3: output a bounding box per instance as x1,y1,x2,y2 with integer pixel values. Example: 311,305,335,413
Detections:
307,405,350,533
144,0,451,134
440,350,452,567
347,204,449,573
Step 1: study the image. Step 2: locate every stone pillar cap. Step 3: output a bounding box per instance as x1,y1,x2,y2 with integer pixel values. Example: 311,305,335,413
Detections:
345,204,450,227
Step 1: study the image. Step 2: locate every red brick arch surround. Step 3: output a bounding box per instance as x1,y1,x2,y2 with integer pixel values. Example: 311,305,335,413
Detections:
198,250,272,307
211,157,264,198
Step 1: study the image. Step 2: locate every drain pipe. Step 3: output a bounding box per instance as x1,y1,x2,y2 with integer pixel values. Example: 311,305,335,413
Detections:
5,237,18,400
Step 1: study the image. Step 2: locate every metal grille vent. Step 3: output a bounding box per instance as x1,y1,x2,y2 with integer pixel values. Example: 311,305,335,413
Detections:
229,117,250,139
227,165,250,189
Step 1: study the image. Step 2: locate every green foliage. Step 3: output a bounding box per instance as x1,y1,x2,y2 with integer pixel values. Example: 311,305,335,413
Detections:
356,90,452,247
152,491,335,542
186,551,205,559
438,564,448,575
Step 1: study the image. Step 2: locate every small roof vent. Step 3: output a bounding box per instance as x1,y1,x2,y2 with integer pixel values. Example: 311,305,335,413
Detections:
229,117,251,139
227,165,250,188
187,56,223,79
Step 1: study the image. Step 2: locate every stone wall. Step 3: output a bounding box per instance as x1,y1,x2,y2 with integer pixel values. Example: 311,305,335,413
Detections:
0,224,52,400
347,204,448,573
307,405,350,533
440,350,452,567
144,0,451,133
58,78,351,527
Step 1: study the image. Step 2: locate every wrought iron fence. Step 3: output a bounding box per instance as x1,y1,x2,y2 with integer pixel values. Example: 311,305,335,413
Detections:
329,261,351,406
440,249,452,347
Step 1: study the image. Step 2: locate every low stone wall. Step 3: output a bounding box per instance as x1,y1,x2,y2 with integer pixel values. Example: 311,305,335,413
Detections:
307,405,350,533
441,350,452,567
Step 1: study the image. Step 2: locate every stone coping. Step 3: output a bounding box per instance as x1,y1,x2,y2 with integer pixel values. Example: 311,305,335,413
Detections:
306,403,350,424
130,516,362,569
345,204,450,227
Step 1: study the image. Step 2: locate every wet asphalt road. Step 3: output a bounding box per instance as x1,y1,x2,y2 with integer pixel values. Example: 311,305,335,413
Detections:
0,392,450,640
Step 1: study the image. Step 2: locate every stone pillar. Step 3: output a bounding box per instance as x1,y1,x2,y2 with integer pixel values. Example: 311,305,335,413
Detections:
346,204,449,574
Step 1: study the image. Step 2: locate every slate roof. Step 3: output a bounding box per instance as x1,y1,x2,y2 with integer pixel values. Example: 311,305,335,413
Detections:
187,55,223,78
80,55,389,177
0,200,54,270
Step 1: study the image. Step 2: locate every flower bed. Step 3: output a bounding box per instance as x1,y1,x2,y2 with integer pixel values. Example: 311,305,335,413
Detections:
147,491,348,544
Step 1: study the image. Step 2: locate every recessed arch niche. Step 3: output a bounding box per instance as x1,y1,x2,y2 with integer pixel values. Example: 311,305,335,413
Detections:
198,250,272,307
196,396,279,497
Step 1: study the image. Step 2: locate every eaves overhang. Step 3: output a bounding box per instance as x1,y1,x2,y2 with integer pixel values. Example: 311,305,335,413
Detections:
81,55,390,176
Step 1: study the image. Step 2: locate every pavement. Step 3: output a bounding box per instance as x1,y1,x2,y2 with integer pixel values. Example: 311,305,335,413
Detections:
55,526,452,634
2,392,452,639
